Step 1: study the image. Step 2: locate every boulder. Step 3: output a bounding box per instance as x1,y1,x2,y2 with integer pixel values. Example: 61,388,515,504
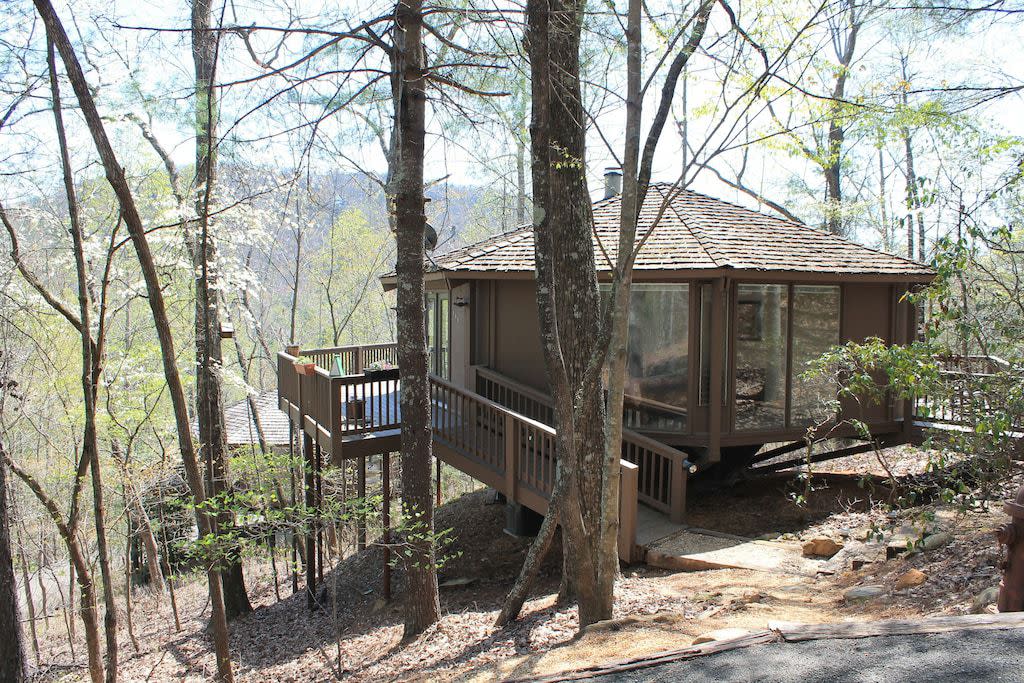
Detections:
844,585,885,602
802,538,844,558
894,569,928,590
971,586,1000,613
692,627,751,645
921,532,953,552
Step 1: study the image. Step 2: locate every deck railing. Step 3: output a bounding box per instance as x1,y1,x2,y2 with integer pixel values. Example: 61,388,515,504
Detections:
473,366,691,522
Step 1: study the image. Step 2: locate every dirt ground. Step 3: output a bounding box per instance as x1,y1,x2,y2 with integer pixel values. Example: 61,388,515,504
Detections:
30,448,1022,682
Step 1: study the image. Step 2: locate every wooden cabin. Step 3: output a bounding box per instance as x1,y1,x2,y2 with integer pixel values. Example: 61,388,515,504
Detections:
277,180,935,578
380,181,935,472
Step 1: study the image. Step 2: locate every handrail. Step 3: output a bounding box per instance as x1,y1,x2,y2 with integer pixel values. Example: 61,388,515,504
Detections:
473,364,692,522
431,374,556,435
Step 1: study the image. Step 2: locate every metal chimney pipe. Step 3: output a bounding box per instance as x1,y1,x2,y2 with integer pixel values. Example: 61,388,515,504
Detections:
604,167,622,199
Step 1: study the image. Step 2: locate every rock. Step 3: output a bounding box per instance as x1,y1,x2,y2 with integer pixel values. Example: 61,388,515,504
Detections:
886,542,912,560
692,627,751,645
922,532,953,552
755,533,778,541
851,557,874,571
439,576,477,588
802,538,844,558
844,585,885,602
895,569,928,590
971,586,1000,613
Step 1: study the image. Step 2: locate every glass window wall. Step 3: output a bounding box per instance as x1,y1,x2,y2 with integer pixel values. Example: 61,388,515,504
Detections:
790,285,841,425
623,284,689,431
734,284,788,431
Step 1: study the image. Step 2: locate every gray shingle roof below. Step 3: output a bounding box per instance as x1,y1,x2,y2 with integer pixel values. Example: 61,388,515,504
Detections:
222,390,291,448
427,185,934,279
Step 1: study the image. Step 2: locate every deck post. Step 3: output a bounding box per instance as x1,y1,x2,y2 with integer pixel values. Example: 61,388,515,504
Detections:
354,346,364,374
435,456,442,507
503,413,517,500
382,451,391,601
669,457,687,524
618,461,639,563
303,431,317,610
357,455,367,550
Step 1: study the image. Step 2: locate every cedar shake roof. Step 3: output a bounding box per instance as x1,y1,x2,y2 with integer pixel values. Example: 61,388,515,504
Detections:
192,390,292,449
426,184,934,279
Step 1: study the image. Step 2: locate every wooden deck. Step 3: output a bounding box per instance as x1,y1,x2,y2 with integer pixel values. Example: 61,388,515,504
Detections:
277,344,698,564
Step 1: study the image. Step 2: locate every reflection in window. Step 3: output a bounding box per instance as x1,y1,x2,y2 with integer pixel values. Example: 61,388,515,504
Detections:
790,285,840,425
425,292,450,378
624,284,688,431
734,284,788,431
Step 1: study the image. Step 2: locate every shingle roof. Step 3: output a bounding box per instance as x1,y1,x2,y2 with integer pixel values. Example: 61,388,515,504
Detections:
428,184,934,278
195,390,292,449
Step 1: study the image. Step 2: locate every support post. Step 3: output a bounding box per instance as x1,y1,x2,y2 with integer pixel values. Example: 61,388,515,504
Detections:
303,431,317,610
435,456,442,507
357,455,367,550
669,456,687,524
382,451,391,601
503,413,516,500
618,461,639,563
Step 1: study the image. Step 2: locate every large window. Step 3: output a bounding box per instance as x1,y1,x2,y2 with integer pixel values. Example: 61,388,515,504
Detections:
734,284,788,431
790,285,841,425
426,291,450,378
623,284,688,431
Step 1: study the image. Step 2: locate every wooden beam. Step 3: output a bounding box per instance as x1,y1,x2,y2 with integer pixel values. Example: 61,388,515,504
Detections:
708,277,725,463
748,440,806,466
303,431,316,610
382,451,391,602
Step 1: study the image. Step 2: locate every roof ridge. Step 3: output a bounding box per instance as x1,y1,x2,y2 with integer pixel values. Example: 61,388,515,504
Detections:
655,184,729,269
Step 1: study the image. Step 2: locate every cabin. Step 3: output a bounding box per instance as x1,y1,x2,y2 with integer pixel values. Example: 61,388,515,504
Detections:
276,177,935,590
381,178,934,465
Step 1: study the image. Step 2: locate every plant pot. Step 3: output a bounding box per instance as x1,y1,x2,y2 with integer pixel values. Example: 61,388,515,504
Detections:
345,398,366,423
364,368,400,381
285,344,300,357
294,362,316,376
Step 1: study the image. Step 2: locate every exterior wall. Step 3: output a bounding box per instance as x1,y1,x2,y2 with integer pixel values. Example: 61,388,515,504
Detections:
491,279,548,392
462,274,920,453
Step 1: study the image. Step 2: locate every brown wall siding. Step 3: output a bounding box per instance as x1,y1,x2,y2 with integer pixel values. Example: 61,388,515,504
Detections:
841,283,895,424
492,279,548,392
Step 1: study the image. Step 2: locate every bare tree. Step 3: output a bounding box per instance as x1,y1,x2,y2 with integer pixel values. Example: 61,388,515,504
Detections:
30,1,235,678
0,439,26,683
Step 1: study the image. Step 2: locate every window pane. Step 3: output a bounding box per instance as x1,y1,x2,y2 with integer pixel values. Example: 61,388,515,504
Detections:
439,293,450,378
734,284,788,431
624,284,688,431
790,285,840,426
699,284,728,406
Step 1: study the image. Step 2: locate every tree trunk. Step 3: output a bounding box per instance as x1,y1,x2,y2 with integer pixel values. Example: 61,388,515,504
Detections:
391,0,441,638
191,0,252,620
0,453,27,683
46,35,118,682
32,1,234,678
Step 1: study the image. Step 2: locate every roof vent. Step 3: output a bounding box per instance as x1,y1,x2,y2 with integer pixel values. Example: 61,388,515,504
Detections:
603,167,622,199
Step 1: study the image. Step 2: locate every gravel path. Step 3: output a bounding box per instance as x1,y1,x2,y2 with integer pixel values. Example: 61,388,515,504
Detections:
594,628,1024,683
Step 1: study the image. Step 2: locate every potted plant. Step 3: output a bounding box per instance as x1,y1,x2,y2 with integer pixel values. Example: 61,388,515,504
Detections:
293,355,317,376
345,397,367,424
285,344,300,357
363,360,399,381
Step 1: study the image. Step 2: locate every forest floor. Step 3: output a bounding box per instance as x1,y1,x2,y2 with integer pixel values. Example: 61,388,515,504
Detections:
29,445,1021,682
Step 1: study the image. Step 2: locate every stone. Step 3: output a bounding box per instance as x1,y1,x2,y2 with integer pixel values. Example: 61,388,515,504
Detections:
844,585,885,602
439,576,476,588
895,569,928,590
922,532,953,552
851,557,874,571
886,542,912,560
802,537,844,558
971,586,1000,613
692,627,751,645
